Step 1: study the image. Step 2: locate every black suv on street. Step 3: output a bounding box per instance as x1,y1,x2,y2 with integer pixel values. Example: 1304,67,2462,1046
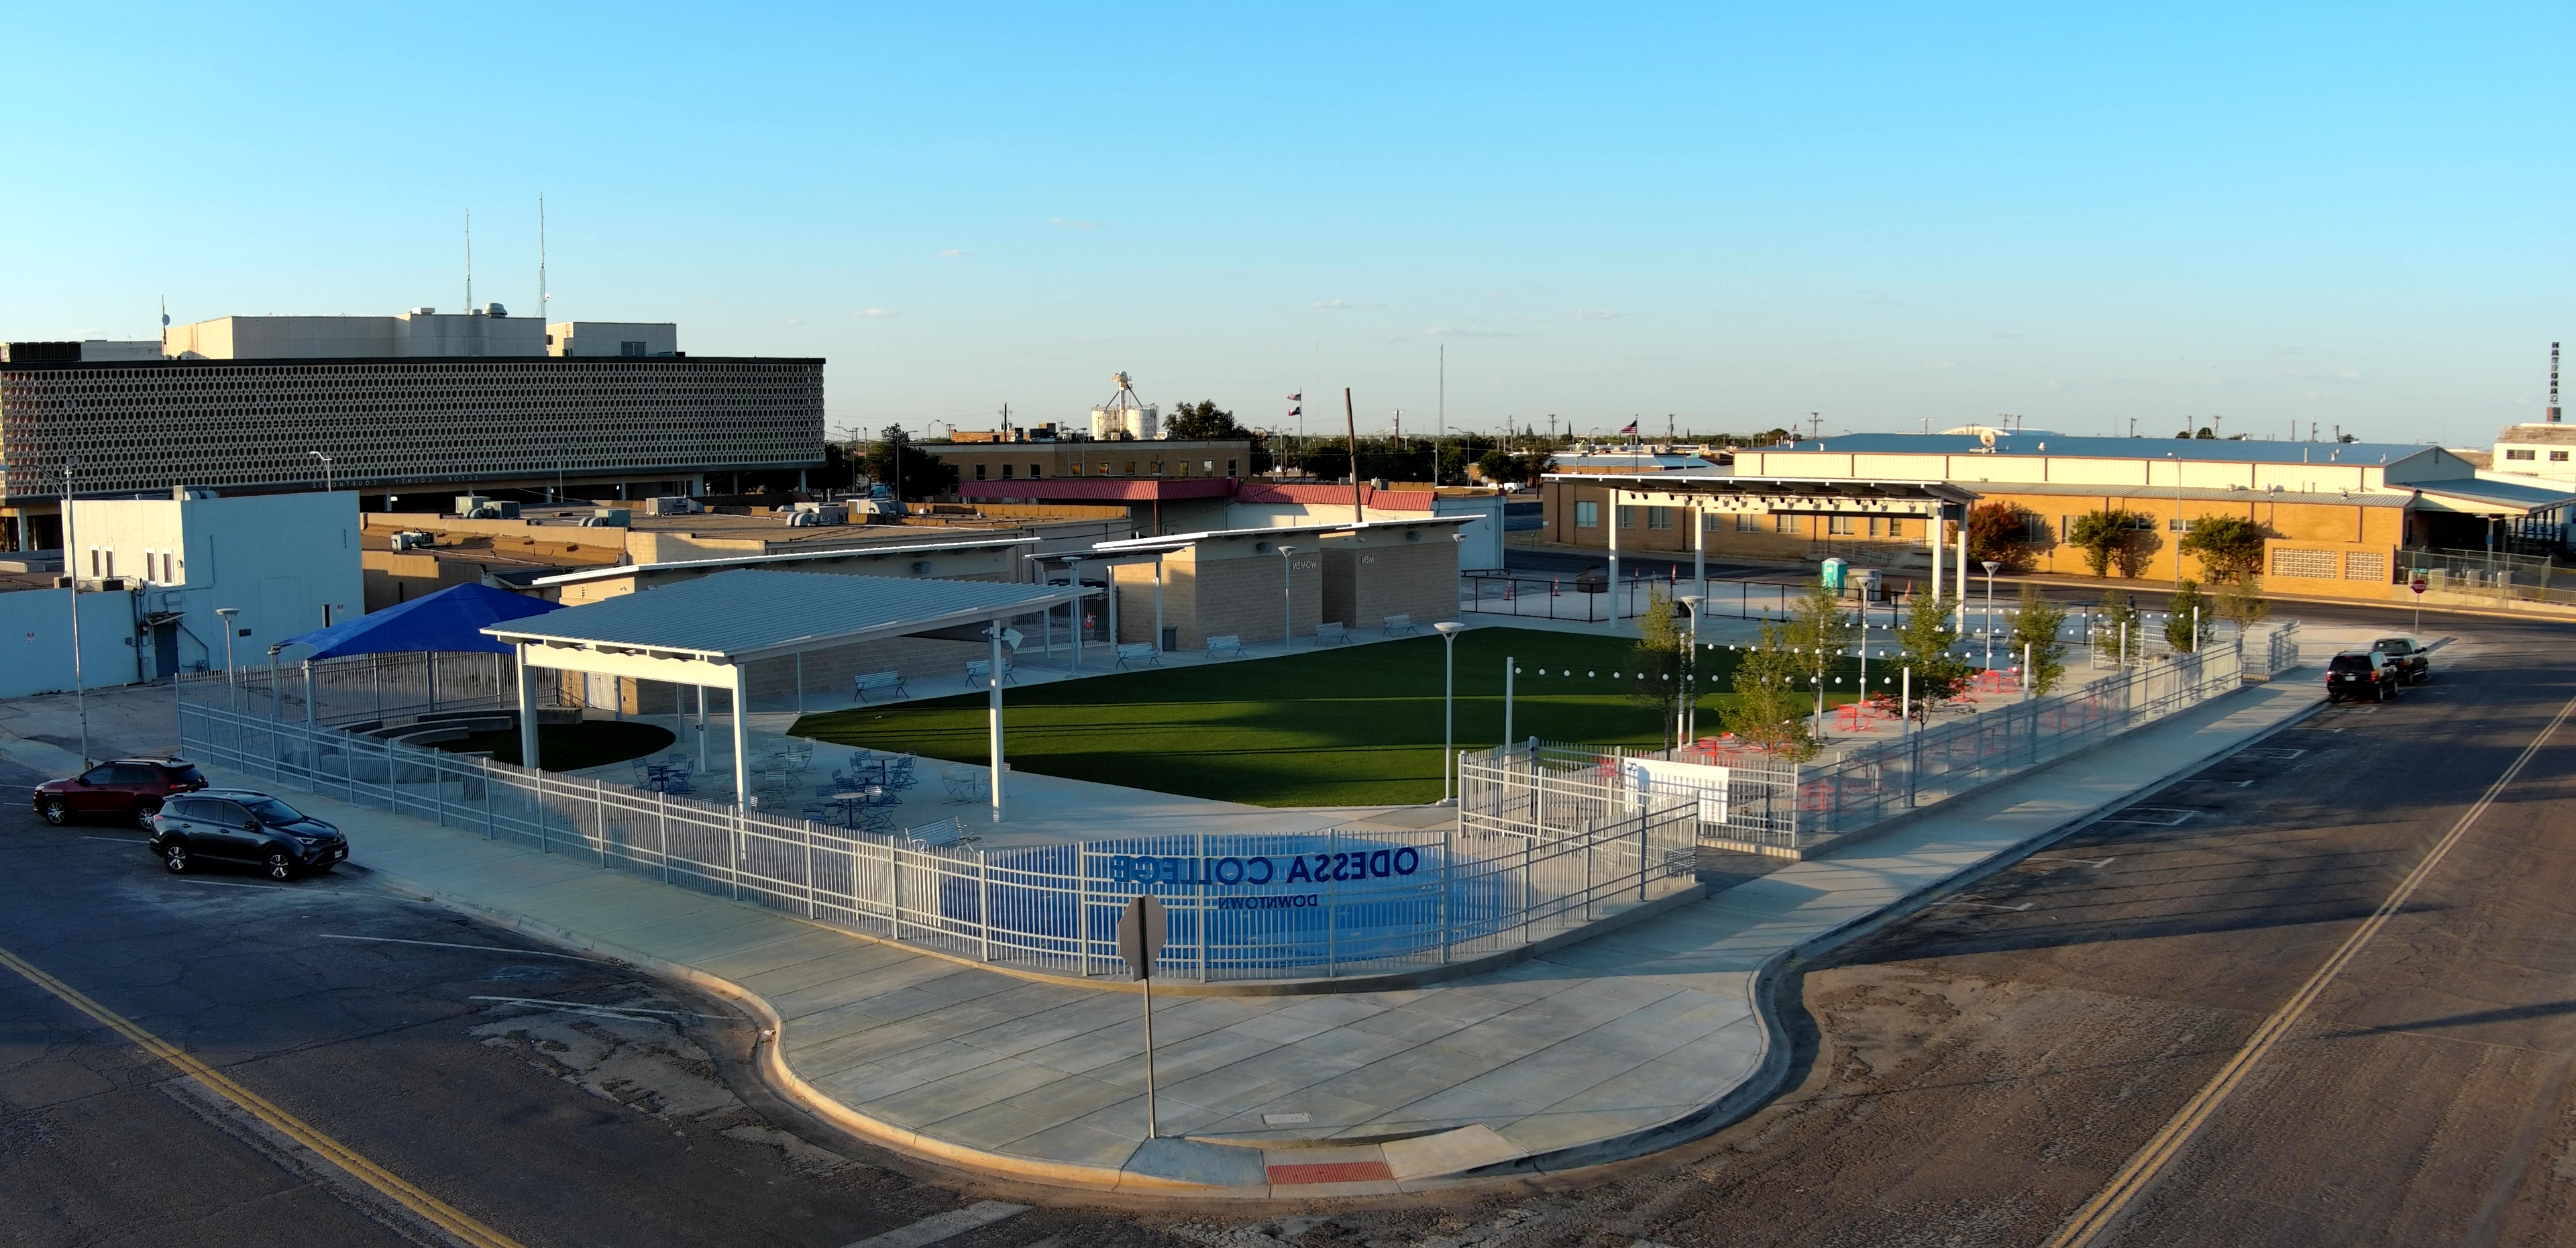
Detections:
33,758,210,829
2326,650,2404,703
147,790,348,880
2372,635,2430,684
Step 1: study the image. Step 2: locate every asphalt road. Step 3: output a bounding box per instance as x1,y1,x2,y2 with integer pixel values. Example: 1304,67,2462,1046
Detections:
0,752,1175,1248
10,603,2572,1248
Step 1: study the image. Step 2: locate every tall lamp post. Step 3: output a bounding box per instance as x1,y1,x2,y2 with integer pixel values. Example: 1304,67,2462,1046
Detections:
308,451,334,492
2165,450,2183,588
214,607,240,711
1276,546,1297,654
1980,560,2002,668
62,459,91,766
1433,621,1465,804
1676,593,1701,743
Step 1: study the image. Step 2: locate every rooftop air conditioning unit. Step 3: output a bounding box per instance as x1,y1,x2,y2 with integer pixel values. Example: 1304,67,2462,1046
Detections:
582,509,631,528
455,495,490,515
642,496,703,517
170,485,218,501
390,530,435,551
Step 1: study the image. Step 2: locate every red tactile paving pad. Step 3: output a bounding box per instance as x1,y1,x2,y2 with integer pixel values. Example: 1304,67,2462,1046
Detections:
1266,1160,1395,1185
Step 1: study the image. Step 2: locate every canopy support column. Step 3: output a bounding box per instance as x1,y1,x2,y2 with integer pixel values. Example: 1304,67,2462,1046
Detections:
1605,487,1620,601
516,655,541,772
988,615,1006,824
731,666,751,815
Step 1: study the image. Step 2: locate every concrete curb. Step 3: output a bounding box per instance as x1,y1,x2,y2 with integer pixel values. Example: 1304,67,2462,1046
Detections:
335,676,2327,1200
1426,675,2330,1186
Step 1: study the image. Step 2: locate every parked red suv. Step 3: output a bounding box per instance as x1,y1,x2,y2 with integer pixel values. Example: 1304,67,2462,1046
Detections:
33,758,211,830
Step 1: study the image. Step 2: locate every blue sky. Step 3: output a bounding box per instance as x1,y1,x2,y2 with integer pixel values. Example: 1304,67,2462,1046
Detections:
6,3,2568,445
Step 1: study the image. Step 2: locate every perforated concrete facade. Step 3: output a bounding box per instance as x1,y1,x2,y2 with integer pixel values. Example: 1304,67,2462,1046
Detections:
0,356,823,504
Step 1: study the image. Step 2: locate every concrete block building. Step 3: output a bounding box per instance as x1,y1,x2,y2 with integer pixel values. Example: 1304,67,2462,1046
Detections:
48,489,363,681
1095,517,1468,652
1,308,822,550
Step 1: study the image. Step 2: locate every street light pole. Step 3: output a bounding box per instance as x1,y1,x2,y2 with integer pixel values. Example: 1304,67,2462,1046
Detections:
1277,546,1297,654
63,459,91,766
214,607,240,711
1981,560,2002,668
2166,451,2183,589
1433,621,1465,804
1676,594,1701,743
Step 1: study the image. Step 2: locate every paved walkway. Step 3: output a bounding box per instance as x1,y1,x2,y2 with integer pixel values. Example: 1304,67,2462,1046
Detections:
143,666,2328,1196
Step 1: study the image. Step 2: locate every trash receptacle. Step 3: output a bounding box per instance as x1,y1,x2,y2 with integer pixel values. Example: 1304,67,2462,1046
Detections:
1161,625,1179,652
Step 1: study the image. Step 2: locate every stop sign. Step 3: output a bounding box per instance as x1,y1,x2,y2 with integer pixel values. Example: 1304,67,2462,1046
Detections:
2410,574,2427,595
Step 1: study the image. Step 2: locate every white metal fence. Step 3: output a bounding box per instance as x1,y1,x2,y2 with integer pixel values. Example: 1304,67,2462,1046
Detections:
178,678,1699,982
1476,623,2302,854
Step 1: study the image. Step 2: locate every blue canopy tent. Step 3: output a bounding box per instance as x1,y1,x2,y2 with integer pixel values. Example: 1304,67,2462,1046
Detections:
276,584,561,724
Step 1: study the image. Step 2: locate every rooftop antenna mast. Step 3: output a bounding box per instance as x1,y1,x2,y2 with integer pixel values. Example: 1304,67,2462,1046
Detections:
464,209,472,313
539,193,548,340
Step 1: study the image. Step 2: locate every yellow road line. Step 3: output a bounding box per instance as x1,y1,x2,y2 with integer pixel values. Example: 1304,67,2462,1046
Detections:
0,943,528,1248
2044,687,2576,1248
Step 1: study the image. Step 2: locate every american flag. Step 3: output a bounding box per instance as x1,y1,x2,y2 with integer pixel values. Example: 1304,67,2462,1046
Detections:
1619,419,1638,435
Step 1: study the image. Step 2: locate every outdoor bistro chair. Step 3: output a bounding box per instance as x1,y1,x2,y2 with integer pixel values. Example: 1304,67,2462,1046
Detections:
963,658,1018,688
941,767,979,804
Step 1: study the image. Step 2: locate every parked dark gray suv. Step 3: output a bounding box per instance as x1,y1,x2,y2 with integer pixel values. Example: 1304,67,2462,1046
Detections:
147,790,348,880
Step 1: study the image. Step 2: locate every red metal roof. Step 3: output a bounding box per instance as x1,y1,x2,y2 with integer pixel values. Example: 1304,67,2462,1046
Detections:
1235,482,1437,511
953,478,1237,502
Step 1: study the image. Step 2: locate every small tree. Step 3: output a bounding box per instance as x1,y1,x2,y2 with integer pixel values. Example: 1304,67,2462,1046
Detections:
1783,576,1854,728
2179,515,2266,584
1966,501,2044,570
2010,584,2068,695
2097,590,2141,665
1163,400,1244,441
2069,509,2139,578
1892,591,1976,723
1722,620,1817,761
2216,576,2272,629
2165,581,2214,652
1628,588,1690,747
860,429,959,501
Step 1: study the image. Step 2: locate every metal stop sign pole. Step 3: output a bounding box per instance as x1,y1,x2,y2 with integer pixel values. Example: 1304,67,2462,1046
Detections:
1116,893,1168,1139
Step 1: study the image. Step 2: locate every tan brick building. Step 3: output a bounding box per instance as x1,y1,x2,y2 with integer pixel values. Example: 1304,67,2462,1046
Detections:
1097,518,1468,651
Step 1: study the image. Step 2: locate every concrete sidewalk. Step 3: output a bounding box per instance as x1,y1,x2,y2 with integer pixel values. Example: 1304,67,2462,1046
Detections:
161,666,2324,1197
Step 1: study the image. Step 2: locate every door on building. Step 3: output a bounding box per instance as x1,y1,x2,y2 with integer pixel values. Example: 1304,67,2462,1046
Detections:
150,620,179,681
584,672,621,713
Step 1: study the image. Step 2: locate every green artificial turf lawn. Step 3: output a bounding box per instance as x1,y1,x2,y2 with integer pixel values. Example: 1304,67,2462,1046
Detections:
433,722,675,771
788,626,1831,808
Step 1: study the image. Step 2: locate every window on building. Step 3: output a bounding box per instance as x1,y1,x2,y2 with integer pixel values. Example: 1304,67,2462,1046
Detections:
1029,464,1042,478
975,464,987,480
1070,462,1084,476
619,341,647,357
1774,513,1799,534
1827,515,1856,536
2554,452,2571,462
2026,514,2050,543
1735,513,1760,533
1203,460,1215,472
1124,462,1136,476
1887,518,1905,538
1000,464,1014,480
2169,517,2195,532
2506,448,2536,460
1227,459,1238,477
1151,460,1165,475
1575,501,1599,529
1617,505,1637,529
1646,506,1672,530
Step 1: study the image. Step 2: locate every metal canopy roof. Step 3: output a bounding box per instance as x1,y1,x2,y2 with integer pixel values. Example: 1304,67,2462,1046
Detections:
1547,473,1982,512
1087,514,1473,556
2407,477,2576,516
483,568,1090,663
529,535,1033,588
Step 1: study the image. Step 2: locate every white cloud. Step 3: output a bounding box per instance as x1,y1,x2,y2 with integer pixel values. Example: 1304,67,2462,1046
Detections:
936,248,969,258
1929,358,1958,370
1048,217,1105,229
855,308,902,319
1311,299,1387,310
1571,309,1621,321
1427,326,1521,338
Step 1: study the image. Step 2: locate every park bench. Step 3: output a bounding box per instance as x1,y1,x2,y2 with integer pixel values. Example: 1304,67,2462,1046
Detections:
1114,641,1160,669
1382,614,1417,636
1313,622,1351,647
1205,634,1247,661
852,670,908,703
905,817,978,849
963,658,1018,688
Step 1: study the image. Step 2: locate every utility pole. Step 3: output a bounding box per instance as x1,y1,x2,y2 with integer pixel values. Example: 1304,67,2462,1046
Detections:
1810,411,1822,441
1437,344,1445,484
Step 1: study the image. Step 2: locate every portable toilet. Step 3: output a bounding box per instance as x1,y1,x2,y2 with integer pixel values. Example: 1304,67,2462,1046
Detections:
1819,557,1848,595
